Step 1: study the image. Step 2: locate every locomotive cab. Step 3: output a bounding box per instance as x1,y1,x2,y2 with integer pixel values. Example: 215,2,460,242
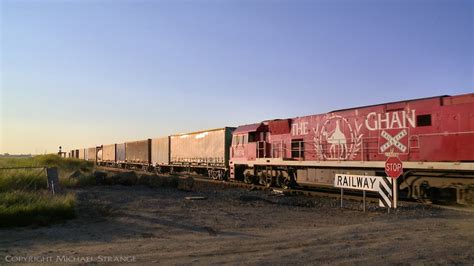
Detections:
231,123,268,161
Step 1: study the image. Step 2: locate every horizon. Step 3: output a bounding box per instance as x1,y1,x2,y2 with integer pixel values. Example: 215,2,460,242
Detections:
1,0,473,154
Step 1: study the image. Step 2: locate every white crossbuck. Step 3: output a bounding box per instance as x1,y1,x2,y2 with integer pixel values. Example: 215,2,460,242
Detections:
380,129,408,153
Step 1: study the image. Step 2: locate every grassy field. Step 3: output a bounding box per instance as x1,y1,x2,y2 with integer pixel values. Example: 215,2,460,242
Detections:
0,155,95,227
0,191,76,227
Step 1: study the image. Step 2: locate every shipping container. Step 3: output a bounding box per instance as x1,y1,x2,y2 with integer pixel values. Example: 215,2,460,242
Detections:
170,127,235,168
151,137,169,166
101,144,116,163
87,147,96,162
126,139,151,165
116,143,126,163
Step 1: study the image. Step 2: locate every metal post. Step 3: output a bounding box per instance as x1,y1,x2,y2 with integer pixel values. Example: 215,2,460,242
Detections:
281,140,283,159
340,188,343,208
393,178,398,209
363,190,366,212
299,141,301,158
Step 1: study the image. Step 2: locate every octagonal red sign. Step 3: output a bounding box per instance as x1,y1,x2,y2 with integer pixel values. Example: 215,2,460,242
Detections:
385,157,403,179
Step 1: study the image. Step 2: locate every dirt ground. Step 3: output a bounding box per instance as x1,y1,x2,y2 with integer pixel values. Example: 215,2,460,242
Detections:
1,182,473,265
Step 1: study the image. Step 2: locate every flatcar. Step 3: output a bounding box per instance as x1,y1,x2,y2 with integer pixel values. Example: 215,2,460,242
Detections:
230,94,474,204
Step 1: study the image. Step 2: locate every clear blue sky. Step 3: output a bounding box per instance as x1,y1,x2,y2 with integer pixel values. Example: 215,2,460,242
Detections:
1,0,473,154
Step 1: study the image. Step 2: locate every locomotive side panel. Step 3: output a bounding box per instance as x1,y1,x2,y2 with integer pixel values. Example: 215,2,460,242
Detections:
232,94,474,165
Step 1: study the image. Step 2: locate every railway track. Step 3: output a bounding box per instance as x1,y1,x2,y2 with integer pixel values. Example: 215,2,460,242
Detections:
95,166,474,213
97,166,391,204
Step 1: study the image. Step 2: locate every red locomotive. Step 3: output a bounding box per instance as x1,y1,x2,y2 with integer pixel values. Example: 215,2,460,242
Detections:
230,94,474,204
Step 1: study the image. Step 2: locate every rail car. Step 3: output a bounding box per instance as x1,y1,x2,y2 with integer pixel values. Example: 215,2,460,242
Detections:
68,93,474,204
92,127,235,179
230,94,474,204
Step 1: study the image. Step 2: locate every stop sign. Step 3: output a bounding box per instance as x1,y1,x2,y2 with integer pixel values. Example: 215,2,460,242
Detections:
385,157,403,179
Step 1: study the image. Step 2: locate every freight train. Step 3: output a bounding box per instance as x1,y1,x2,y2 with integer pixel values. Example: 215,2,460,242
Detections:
67,93,474,204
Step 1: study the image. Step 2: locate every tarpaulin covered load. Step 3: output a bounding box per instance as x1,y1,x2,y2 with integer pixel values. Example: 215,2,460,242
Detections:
87,147,96,161
151,137,169,166
101,144,116,162
116,143,126,163
170,127,235,168
78,148,85,160
125,139,151,165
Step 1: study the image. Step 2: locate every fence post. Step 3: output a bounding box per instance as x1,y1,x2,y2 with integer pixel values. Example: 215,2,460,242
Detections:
340,188,343,208
46,167,60,194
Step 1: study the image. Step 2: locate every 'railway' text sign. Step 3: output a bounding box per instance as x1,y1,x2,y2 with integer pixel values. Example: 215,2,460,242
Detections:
334,174,381,192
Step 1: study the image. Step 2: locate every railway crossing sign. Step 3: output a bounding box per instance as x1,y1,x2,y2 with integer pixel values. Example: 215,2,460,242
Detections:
385,156,403,179
384,156,401,209
378,128,409,155
334,174,395,212
334,173,398,211
334,174,380,192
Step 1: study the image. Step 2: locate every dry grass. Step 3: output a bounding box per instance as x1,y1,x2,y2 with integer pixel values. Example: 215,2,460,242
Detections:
0,191,76,227
0,155,93,227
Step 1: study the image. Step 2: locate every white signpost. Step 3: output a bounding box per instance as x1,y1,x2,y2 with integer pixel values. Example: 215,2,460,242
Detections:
334,174,395,212
334,174,381,192
334,174,384,212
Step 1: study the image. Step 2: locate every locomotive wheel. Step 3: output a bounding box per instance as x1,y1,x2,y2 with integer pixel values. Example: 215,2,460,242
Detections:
265,175,274,188
281,178,291,189
258,173,266,186
244,175,252,184
276,174,286,188
244,172,253,184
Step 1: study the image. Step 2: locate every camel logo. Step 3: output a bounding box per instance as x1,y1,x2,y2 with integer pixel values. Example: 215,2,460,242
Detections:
313,115,363,160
